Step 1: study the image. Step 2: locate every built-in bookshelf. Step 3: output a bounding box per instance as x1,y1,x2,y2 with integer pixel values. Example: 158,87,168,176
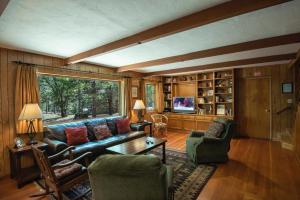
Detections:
162,69,234,117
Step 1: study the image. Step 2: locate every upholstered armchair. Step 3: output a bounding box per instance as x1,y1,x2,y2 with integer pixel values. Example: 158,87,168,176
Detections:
88,154,174,200
186,118,234,164
151,114,168,137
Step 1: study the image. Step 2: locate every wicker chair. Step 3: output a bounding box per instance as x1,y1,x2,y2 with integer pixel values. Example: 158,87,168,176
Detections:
151,114,168,137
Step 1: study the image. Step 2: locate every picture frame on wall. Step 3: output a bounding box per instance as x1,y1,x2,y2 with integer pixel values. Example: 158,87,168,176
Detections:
282,82,293,94
132,86,138,98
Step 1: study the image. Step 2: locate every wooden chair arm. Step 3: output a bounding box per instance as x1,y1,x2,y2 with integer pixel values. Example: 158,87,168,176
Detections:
48,146,75,161
52,152,92,169
162,115,168,123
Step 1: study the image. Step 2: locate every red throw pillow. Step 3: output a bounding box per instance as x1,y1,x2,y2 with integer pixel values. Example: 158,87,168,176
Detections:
65,126,89,145
93,124,112,140
116,118,131,134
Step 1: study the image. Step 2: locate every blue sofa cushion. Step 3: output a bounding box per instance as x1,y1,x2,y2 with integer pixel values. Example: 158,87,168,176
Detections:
105,116,125,135
85,118,107,141
47,121,86,142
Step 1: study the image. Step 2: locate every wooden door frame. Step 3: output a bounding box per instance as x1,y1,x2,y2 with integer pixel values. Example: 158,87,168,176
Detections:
242,76,272,140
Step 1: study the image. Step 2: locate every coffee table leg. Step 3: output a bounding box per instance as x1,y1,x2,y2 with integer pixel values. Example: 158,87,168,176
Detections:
162,143,166,164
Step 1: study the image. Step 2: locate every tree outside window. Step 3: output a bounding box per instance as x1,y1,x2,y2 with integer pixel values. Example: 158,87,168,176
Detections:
39,75,120,124
145,84,156,110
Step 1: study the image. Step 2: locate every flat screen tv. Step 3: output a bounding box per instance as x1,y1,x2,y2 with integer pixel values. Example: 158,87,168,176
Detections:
173,96,195,113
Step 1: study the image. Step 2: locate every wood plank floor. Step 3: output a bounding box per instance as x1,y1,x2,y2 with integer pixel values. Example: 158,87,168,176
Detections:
0,130,300,200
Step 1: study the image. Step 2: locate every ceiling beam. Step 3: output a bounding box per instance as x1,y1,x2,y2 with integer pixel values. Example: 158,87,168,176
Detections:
147,53,296,76
0,0,9,16
117,33,300,72
66,0,291,64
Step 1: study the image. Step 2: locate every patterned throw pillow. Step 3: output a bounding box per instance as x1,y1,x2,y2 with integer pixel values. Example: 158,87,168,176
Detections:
65,126,89,145
205,122,224,138
93,124,112,140
115,118,131,134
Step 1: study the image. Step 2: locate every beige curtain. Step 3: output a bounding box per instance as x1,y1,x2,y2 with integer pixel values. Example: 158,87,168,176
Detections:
123,77,132,118
15,65,43,134
156,81,164,113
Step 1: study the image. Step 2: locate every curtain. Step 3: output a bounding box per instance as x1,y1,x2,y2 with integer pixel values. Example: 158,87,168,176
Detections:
15,65,43,134
123,77,132,118
156,81,164,113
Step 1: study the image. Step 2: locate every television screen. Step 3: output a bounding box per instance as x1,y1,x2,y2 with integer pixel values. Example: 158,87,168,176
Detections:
173,97,195,113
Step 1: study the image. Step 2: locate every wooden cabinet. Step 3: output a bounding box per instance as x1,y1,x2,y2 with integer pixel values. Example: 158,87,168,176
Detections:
165,113,215,131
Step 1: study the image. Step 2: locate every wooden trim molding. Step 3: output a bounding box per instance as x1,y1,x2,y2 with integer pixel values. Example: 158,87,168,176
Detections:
147,53,296,76
0,0,9,16
118,33,300,72
66,0,291,64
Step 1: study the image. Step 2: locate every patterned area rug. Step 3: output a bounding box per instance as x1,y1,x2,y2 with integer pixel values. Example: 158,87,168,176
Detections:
37,149,216,200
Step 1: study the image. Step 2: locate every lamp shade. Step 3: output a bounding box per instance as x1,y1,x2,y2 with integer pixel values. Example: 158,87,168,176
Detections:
18,103,42,121
133,100,145,110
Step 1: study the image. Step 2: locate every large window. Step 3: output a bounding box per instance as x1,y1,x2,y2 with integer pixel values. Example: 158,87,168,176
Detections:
145,83,156,110
39,75,120,123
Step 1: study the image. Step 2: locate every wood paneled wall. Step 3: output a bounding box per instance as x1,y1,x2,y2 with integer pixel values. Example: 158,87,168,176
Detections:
0,48,66,177
0,47,139,178
235,64,294,140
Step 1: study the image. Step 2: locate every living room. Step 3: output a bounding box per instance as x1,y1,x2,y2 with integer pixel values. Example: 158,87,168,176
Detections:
0,0,300,200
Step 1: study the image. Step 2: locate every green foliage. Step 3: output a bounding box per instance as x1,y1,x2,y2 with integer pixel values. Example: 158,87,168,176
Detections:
39,75,120,121
145,84,155,109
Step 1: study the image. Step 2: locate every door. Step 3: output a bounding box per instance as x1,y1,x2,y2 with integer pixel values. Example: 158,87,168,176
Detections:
238,77,271,139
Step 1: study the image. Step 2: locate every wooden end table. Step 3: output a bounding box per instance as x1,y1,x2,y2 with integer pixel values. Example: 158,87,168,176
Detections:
8,141,48,188
106,136,166,163
130,121,153,136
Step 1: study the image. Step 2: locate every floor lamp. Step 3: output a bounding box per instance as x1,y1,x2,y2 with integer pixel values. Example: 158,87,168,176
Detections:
18,103,42,145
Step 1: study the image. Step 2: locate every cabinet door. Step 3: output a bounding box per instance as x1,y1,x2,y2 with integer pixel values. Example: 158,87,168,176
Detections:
196,120,212,131
182,120,196,131
168,118,182,129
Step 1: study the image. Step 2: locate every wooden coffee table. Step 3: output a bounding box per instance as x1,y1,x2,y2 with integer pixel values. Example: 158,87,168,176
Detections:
106,137,167,163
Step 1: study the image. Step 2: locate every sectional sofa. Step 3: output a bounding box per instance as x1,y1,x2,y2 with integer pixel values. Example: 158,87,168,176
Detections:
43,116,146,158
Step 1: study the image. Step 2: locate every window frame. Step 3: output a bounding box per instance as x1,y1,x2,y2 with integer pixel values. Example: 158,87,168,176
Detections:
145,83,156,111
37,73,122,124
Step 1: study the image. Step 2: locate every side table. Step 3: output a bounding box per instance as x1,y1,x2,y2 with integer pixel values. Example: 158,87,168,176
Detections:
130,121,153,137
8,141,48,188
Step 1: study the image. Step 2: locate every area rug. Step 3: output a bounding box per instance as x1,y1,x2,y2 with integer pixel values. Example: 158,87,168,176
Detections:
37,149,216,200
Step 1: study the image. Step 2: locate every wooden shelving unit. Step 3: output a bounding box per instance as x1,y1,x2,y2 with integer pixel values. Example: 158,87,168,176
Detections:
162,69,234,118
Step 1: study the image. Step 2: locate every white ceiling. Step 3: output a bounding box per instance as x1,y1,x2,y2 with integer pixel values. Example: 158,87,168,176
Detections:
0,0,299,75
87,0,300,67
137,43,300,73
0,0,228,57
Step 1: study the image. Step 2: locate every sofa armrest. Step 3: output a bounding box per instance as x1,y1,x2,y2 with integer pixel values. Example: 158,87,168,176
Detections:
43,138,69,155
190,131,205,138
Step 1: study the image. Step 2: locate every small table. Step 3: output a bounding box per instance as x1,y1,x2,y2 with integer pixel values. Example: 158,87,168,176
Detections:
130,121,153,136
8,141,48,188
106,137,167,163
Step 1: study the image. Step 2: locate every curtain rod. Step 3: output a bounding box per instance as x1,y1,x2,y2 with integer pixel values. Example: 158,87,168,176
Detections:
12,61,131,78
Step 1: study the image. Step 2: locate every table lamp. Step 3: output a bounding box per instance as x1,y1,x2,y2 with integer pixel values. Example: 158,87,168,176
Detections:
133,100,145,123
18,103,42,145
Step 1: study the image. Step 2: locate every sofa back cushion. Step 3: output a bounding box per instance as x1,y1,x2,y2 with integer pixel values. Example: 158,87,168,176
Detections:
205,121,224,138
65,126,89,145
93,124,112,140
47,121,86,142
105,116,125,135
85,118,107,141
115,118,131,134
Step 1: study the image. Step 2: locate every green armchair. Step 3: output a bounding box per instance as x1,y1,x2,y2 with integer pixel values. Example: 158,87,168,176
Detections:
186,118,234,164
88,154,173,200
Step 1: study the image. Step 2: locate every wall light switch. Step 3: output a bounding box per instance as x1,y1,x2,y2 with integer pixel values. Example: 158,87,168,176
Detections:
287,99,293,104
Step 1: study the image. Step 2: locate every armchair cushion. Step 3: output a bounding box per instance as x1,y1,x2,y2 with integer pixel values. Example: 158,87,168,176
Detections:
54,159,83,180
205,121,224,138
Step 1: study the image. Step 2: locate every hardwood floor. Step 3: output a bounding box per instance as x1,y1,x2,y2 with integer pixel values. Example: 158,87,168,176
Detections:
0,130,299,200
